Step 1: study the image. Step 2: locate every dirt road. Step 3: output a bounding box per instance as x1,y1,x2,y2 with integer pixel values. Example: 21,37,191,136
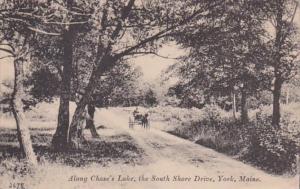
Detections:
93,108,298,189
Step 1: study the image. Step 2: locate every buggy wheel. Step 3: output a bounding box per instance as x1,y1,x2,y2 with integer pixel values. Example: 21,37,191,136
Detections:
129,117,134,129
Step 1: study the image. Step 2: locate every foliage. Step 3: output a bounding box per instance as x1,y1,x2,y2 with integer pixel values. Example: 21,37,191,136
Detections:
245,125,297,174
164,0,272,112
144,89,158,107
73,59,143,107
24,66,60,104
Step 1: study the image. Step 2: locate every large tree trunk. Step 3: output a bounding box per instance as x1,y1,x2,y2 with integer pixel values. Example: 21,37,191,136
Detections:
86,104,99,138
272,78,282,129
68,100,88,149
240,88,248,124
68,55,115,149
271,2,284,129
11,59,37,165
52,29,74,150
68,74,97,149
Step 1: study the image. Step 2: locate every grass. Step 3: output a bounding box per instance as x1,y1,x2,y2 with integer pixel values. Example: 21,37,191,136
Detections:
0,127,145,179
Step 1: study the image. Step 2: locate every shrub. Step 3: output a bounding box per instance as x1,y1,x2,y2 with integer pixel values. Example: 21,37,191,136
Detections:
244,125,298,175
244,109,299,175
165,105,299,175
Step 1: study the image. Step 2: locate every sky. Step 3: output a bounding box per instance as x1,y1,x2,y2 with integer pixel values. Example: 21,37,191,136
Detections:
0,48,14,82
130,43,186,82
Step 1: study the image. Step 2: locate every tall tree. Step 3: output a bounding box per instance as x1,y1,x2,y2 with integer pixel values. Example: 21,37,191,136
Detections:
50,1,92,149
1,0,92,149
0,26,37,164
170,0,268,123
11,45,37,165
266,0,299,128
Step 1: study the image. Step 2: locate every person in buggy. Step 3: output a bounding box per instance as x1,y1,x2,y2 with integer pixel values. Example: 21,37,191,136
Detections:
133,107,140,117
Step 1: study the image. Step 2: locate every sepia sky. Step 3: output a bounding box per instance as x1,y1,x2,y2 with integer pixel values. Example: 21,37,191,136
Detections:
0,48,13,82
131,42,186,82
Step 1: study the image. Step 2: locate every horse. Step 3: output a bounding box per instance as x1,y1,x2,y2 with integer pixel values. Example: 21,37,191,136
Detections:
141,113,149,129
128,111,150,129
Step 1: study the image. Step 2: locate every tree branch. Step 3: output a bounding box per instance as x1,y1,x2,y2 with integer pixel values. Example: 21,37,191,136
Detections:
27,27,61,36
114,1,220,59
43,21,89,25
0,47,14,55
110,0,136,41
0,55,14,60
279,1,298,45
93,0,137,67
127,51,180,60
0,43,15,52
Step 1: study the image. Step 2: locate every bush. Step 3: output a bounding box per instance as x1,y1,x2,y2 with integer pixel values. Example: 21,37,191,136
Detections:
193,118,247,156
244,126,297,175
162,105,299,175
243,109,299,175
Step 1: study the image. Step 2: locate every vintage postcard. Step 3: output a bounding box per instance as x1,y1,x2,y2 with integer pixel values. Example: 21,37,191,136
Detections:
0,0,299,189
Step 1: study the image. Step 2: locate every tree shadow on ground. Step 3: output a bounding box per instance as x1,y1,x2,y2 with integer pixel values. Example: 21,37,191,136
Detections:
0,128,145,169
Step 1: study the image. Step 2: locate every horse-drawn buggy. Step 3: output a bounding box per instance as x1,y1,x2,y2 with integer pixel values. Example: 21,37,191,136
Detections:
128,108,150,129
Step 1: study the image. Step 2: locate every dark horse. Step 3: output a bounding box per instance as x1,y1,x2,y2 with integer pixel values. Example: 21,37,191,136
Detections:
141,113,149,129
